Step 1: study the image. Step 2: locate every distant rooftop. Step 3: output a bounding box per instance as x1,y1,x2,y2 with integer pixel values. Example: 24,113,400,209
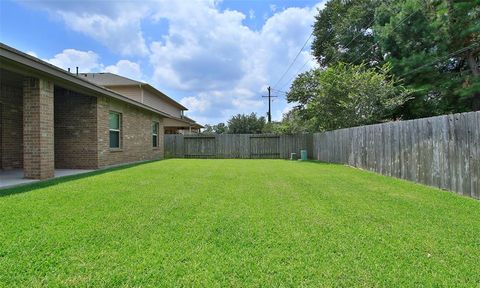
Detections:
81,72,188,111
80,72,143,86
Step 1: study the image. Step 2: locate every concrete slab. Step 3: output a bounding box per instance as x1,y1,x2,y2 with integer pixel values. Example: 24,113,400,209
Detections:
0,169,94,190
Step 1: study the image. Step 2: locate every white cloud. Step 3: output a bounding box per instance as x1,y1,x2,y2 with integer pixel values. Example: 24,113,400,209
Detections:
57,11,149,56
105,60,142,81
25,1,149,56
23,0,326,124
44,49,101,72
148,2,323,123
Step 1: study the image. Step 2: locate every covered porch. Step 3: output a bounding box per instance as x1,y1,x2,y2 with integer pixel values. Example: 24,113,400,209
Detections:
0,67,99,182
164,117,203,134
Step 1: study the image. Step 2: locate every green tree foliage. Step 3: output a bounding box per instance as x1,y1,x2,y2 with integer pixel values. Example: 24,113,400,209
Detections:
310,0,480,119
214,123,228,134
202,124,214,134
262,110,311,134
311,0,381,67
287,63,411,131
373,0,444,117
375,0,480,116
202,123,228,134
227,113,266,134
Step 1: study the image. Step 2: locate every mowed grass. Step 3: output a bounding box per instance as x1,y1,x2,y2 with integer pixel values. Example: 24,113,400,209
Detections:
1,160,479,287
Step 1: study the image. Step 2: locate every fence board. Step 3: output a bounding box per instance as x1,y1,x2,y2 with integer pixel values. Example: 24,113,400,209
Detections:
313,111,480,199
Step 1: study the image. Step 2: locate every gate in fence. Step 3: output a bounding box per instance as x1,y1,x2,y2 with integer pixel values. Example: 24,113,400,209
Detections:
184,136,216,158
249,135,280,158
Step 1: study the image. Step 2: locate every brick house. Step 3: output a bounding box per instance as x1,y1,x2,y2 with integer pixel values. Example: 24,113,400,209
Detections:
0,43,202,180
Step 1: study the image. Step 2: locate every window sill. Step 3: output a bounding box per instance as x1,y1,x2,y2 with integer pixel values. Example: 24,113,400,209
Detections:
109,148,123,152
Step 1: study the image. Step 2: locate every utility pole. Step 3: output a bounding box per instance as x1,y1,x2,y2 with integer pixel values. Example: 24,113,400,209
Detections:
262,86,277,123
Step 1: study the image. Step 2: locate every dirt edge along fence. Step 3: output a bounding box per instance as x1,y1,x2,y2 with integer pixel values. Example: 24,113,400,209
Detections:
313,111,479,199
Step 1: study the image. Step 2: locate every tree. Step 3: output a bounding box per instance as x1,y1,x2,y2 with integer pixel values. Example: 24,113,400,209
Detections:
375,0,480,117
311,0,381,67
214,123,227,134
263,109,313,134
311,0,480,118
227,113,266,134
202,123,228,134
202,124,215,134
287,63,411,131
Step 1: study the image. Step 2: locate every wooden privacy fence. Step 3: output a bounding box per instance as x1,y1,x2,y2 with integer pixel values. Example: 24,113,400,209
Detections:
164,134,313,159
313,111,480,199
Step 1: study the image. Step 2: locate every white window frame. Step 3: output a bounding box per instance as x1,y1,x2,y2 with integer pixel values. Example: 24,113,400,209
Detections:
152,121,159,148
109,111,122,149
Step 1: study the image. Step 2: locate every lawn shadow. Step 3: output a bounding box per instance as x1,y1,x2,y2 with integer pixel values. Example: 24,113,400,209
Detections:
0,160,159,198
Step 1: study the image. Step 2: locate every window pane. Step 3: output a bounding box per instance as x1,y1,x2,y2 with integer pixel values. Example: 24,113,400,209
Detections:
110,131,120,148
152,122,158,134
109,113,119,129
152,135,158,147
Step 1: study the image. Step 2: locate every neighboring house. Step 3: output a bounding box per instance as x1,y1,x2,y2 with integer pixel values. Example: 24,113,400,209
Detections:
80,73,203,134
0,43,201,180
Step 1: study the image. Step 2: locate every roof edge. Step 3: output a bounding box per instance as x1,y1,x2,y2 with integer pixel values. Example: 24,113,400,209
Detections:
142,84,188,111
0,43,172,118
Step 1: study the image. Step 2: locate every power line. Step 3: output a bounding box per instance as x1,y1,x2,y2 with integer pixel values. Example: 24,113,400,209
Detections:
277,18,380,91
400,43,479,77
277,35,477,93
273,9,378,91
274,28,336,91
270,88,288,94
273,7,382,91
277,58,312,91
351,9,419,64
329,2,406,65
273,1,421,92
274,1,478,96
272,32,314,89
329,17,376,64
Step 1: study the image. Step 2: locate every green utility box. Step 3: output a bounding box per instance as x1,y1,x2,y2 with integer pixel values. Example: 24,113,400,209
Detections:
300,150,308,161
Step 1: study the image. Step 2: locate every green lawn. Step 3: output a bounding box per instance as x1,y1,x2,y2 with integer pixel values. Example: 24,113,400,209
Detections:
1,159,479,287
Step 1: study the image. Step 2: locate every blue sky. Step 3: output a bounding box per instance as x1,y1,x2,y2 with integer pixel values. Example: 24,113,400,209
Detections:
0,0,324,125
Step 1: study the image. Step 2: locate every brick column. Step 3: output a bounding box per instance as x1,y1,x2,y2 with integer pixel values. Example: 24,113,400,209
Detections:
23,77,54,179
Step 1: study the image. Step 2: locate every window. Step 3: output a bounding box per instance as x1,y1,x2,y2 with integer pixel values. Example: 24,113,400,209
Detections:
109,112,121,149
152,121,159,147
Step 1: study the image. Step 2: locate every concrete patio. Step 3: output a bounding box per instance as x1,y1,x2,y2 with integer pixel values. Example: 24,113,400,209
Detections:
0,169,94,190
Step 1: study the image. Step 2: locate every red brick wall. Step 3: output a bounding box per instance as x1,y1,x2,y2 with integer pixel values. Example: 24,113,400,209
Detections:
23,77,54,179
0,82,23,170
97,96,164,167
54,88,98,169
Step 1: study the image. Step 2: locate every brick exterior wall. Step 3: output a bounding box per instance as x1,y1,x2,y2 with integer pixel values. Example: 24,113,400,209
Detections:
1,75,164,178
0,82,23,170
54,88,98,169
23,77,54,179
97,96,164,167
